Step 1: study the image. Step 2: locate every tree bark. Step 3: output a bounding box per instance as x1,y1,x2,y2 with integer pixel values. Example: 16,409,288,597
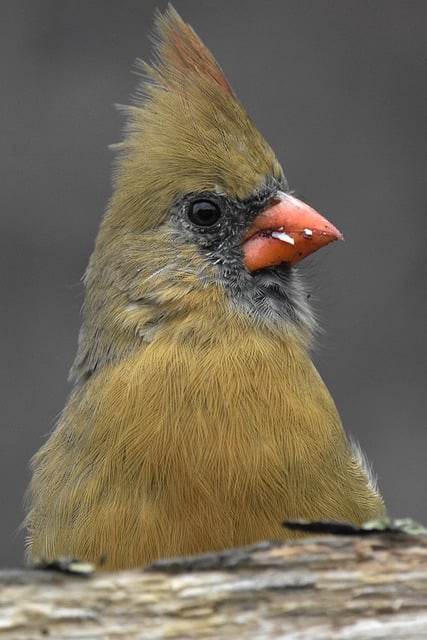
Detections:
1,534,427,639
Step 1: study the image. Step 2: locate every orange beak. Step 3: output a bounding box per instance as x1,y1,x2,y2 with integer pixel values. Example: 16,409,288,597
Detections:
242,192,343,272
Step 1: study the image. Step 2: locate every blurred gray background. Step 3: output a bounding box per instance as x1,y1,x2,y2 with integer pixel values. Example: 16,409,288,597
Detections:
2,1,426,567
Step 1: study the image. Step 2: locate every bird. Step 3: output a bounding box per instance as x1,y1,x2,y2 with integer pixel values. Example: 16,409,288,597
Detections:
25,6,385,570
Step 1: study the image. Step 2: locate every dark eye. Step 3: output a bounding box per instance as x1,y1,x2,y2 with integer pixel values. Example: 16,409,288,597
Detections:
188,200,221,227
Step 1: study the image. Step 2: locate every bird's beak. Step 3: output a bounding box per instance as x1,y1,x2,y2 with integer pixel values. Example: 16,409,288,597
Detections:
242,192,343,272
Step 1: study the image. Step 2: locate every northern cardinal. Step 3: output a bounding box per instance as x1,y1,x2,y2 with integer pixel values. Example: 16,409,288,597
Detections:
26,7,385,570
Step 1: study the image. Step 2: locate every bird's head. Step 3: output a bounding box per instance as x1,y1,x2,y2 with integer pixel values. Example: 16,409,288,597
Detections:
71,7,342,384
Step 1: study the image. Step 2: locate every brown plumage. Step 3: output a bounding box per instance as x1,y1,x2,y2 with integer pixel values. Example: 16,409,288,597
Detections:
26,7,385,570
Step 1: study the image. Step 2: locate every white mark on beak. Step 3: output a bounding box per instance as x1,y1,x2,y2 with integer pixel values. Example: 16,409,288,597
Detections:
271,231,295,245
303,228,313,239
275,190,287,200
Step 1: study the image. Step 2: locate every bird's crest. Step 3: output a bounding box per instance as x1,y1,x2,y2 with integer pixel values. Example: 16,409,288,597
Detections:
150,6,235,98
108,6,283,231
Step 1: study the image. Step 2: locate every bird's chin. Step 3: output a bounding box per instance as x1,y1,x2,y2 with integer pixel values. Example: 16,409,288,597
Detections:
251,262,293,285
221,260,314,337
258,262,293,276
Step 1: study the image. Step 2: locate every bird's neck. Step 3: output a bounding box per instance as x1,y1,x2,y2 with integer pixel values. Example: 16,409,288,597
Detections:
74,302,343,458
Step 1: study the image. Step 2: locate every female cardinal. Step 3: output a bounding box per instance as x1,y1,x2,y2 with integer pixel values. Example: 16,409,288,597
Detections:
26,7,385,570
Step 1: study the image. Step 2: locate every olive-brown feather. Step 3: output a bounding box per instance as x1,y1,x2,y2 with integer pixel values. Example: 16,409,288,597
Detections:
25,7,385,571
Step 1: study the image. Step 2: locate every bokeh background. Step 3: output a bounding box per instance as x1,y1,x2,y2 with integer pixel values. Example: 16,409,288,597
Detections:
2,1,426,567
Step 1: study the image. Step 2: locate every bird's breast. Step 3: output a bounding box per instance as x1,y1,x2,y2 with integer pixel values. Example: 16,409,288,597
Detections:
80,313,342,493
28,311,383,568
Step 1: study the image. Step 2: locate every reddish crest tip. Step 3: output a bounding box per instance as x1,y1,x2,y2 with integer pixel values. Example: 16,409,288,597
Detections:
153,5,234,96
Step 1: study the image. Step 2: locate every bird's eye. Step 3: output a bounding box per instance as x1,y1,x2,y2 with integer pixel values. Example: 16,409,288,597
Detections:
188,200,221,227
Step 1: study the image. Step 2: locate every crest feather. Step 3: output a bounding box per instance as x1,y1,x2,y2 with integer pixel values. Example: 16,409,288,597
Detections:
150,6,234,97
106,5,283,232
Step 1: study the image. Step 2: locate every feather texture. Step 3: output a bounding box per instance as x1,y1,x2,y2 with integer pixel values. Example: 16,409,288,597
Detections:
28,309,383,568
25,7,385,570
111,6,283,232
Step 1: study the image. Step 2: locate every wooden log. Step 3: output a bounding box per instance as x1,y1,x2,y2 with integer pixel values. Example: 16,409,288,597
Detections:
1,534,427,639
